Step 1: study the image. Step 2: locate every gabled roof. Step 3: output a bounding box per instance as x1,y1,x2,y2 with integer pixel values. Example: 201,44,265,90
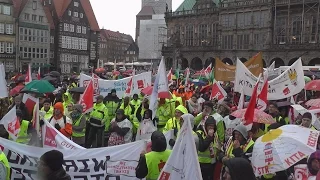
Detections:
12,0,28,18
137,6,155,16
125,43,139,53
51,0,99,31
43,6,55,29
101,29,134,43
80,0,99,31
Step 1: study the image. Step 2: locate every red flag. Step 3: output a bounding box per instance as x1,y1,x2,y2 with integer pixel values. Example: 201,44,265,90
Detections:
125,69,135,96
210,81,227,102
78,79,94,113
167,68,172,83
0,107,20,140
25,64,32,84
204,63,212,79
257,72,268,111
243,75,261,126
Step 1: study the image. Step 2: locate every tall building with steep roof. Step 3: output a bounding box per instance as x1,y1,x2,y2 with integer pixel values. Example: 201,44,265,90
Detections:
41,0,99,74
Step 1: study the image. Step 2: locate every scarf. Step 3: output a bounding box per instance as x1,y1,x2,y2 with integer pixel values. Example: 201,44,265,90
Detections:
187,99,201,113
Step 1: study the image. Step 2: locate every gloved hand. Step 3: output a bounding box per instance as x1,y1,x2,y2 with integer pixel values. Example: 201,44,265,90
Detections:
39,120,44,126
169,139,175,147
55,123,61,131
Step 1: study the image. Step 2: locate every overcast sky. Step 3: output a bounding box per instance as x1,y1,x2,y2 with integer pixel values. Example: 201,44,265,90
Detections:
90,0,184,38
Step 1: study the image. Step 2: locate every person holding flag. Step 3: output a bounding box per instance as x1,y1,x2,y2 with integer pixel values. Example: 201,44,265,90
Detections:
13,109,36,144
155,98,171,132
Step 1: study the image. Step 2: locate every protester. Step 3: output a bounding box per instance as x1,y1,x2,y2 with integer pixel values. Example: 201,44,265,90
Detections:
14,109,36,144
108,109,133,146
38,150,71,180
9,95,30,121
135,131,172,179
86,95,108,148
308,151,320,176
40,99,53,120
71,104,86,147
186,94,202,116
0,150,10,180
48,102,72,138
136,109,156,141
223,157,256,180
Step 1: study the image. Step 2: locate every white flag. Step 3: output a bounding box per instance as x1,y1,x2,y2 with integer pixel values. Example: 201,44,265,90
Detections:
158,116,202,180
150,57,171,119
0,63,8,98
0,107,20,141
42,120,85,150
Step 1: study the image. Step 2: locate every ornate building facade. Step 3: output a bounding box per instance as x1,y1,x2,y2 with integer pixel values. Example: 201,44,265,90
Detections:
162,0,320,70
42,0,99,74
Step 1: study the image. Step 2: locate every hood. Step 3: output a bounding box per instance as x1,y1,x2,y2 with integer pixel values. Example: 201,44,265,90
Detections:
151,131,167,152
175,105,188,114
233,124,248,140
181,114,195,128
308,150,320,175
224,157,256,180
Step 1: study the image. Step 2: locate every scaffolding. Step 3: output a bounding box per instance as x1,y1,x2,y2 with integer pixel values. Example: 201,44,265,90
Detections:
273,0,320,46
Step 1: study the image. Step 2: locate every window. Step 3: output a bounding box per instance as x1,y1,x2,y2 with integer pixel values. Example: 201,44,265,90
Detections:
70,24,74,32
24,13,30,20
74,38,79,49
74,2,79,7
32,15,37,21
67,36,71,49
6,24,13,34
237,34,250,49
0,42,4,53
32,1,37,10
62,36,67,48
64,23,69,31
80,13,83,18
82,26,86,34
199,24,208,46
50,51,54,58
185,25,194,46
0,24,4,34
68,10,71,16
49,0,51,4
50,36,54,43
39,16,43,22
73,12,78,17
76,26,81,33
222,35,234,49
3,6,11,15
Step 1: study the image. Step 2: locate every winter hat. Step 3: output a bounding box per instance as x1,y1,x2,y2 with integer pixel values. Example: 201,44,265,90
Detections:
151,131,167,152
302,112,312,119
205,116,217,132
73,104,83,113
54,102,64,114
41,150,64,171
224,157,256,180
96,95,104,100
233,124,248,140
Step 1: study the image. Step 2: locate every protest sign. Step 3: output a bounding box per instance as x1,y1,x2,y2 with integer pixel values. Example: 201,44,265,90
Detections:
214,52,263,81
234,58,305,100
79,72,151,97
0,138,145,180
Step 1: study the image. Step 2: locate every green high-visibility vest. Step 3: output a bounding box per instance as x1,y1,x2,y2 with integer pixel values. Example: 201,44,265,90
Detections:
145,150,172,180
16,120,30,144
0,152,10,180
197,130,217,164
72,115,85,137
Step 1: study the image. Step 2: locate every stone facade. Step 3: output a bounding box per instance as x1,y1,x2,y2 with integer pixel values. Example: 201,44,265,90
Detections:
15,0,50,71
0,0,16,72
163,0,320,70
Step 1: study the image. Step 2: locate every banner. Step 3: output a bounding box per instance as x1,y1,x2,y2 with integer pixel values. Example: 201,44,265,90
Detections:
80,72,151,97
42,120,85,150
158,115,202,180
0,107,19,141
214,52,263,81
0,138,145,180
234,58,305,100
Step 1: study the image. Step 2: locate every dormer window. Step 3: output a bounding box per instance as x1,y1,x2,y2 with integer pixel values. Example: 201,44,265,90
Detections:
74,12,78,17
74,2,79,7
68,10,71,16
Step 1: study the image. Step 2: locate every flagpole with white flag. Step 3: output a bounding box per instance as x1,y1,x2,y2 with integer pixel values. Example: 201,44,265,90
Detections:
0,63,8,98
158,115,202,180
25,64,32,85
150,57,171,120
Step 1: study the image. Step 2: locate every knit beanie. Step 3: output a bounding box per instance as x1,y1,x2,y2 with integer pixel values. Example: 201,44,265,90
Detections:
41,150,64,171
302,112,312,119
